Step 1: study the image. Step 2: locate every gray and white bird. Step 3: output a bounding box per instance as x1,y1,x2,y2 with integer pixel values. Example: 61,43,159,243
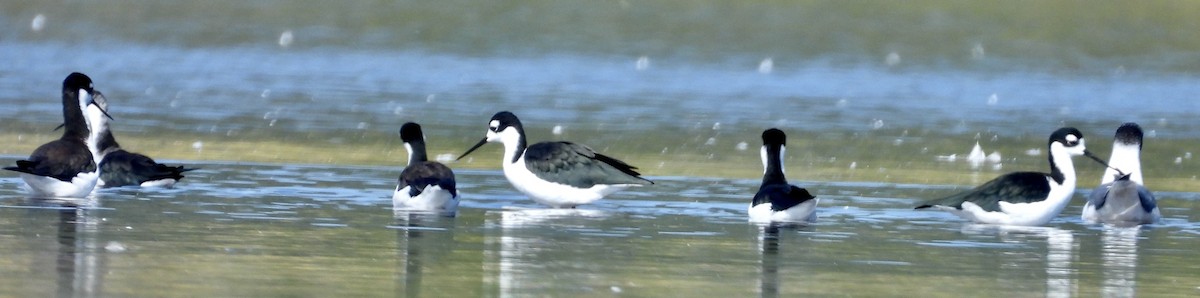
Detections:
457,111,652,208
748,128,818,223
393,122,459,214
5,72,112,198
1082,123,1160,225
916,127,1110,226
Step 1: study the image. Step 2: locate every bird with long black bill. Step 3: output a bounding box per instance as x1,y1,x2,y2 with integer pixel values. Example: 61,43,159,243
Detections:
87,92,196,188
5,72,113,198
916,127,1113,226
749,128,818,223
1083,122,1160,225
394,122,459,215
456,111,652,208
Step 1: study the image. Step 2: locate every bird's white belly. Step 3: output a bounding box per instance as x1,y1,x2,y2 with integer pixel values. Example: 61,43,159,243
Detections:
748,198,819,223
21,172,99,198
139,178,179,188
394,185,458,214
503,161,630,208
956,183,1075,226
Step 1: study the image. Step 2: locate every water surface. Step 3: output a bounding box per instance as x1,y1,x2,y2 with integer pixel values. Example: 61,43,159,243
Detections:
2,1,1200,296
2,161,1199,296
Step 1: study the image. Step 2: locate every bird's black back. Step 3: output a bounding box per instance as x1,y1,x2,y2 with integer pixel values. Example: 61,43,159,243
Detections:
916,172,1052,212
753,183,816,212
523,141,653,188
4,139,96,182
398,161,457,198
98,150,194,187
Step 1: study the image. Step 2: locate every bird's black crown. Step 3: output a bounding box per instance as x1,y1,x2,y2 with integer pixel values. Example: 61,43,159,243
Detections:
399,122,425,143
1114,122,1143,147
762,128,786,146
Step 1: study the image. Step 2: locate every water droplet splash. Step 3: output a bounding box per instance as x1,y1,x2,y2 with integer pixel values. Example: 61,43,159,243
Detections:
31,14,46,32
278,30,294,48
757,58,773,74
635,56,650,71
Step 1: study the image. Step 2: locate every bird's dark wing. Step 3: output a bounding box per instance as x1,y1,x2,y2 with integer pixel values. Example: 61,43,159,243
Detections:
99,150,195,187
1086,183,1111,209
916,172,1051,212
753,184,816,212
523,142,653,188
1136,185,1157,213
398,161,457,198
4,139,95,182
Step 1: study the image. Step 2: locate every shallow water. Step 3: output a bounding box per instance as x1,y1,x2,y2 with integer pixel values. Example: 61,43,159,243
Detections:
1,160,1199,297
3,1,1200,296
4,2,1200,192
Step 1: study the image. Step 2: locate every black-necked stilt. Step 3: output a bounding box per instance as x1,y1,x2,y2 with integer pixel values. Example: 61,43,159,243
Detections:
916,127,1110,226
456,111,652,208
90,93,195,188
1083,123,1160,225
749,128,818,223
5,72,112,198
394,122,459,214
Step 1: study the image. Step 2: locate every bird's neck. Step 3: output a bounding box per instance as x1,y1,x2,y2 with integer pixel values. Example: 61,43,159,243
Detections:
502,130,527,164
61,92,90,141
1047,146,1076,186
761,146,787,184
405,141,428,166
1103,143,1143,184
95,126,121,158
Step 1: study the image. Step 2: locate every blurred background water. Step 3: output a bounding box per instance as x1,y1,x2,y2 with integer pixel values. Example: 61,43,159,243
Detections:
1,1,1199,296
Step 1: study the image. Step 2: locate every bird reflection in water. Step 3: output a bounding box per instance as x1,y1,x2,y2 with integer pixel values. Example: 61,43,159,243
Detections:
961,225,1077,298
756,222,811,298
1100,227,1140,298
483,208,609,296
392,211,455,297
35,197,104,298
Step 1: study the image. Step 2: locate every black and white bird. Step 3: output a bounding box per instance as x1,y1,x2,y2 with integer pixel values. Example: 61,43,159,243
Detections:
456,111,652,208
91,94,195,188
1083,123,1160,225
393,122,459,214
749,128,818,223
5,72,112,198
916,127,1110,226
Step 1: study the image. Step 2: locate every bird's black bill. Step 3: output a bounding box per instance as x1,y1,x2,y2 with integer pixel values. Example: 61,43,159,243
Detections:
91,92,115,120
1083,150,1124,176
92,104,115,120
455,138,489,161
53,124,65,131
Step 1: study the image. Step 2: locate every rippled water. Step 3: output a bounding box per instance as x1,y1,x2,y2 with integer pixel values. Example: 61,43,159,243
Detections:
2,160,1199,296
3,1,1200,296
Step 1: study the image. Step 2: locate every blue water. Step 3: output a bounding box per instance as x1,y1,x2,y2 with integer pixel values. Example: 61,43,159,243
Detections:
3,159,1199,296
3,1,1200,296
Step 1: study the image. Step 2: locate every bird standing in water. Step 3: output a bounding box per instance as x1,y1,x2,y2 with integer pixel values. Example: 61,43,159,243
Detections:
748,128,818,223
916,127,1111,226
457,111,652,208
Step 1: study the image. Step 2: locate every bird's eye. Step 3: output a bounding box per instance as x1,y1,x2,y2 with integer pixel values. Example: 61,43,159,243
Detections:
1064,134,1080,145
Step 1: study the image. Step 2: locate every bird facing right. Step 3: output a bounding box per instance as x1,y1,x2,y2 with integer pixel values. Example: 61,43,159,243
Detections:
1082,122,1160,225
915,127,1111,226
4,72,112,198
